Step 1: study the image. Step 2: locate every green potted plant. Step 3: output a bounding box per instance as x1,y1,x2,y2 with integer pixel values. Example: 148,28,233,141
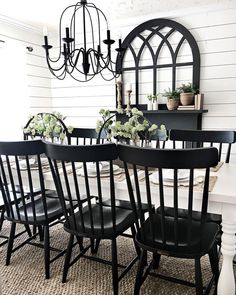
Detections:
163,88,180,110
177,83,196,106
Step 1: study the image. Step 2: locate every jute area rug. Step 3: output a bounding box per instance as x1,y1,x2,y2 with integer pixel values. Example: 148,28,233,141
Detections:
0,221,228,295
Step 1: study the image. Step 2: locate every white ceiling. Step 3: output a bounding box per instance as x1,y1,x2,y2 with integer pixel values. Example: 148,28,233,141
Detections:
0,0,235,32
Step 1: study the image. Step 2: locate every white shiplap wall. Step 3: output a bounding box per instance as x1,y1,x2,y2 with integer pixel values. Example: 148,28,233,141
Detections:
0,19,52,116
49,6,236,162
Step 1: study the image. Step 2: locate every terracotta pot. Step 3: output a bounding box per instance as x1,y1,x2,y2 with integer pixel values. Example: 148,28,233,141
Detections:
180,93,194,106
166,98,179,110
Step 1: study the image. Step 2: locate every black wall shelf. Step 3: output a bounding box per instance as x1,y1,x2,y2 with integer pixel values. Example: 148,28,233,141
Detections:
112,109,208,130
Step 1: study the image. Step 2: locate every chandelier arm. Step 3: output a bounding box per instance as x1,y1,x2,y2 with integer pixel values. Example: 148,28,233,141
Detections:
82,4,87,53
69,48,104,77
99,70,117,81
46,56,69,72
105,59,116,73
68,48,91,76
58,4,79,62
49,66,67,80
87,2,109,30
87,1,112,68
87,50,101,75
67,48,83,69
84,6,102,72
84,6,96,50
67,70,95,82
71,3,83,56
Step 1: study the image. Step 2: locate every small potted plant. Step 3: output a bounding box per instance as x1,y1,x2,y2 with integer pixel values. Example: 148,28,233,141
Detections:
177,83,196,106
163,88,180,110
147,94,153,110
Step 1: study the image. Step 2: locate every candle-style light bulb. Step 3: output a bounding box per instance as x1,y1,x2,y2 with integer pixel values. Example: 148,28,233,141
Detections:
43,26,48,36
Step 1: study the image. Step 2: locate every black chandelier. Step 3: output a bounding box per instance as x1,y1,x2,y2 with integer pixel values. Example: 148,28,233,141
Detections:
42,0,124,82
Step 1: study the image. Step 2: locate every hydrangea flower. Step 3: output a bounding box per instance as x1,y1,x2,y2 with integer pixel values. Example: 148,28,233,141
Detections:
96,107,166,145
23,112,73,143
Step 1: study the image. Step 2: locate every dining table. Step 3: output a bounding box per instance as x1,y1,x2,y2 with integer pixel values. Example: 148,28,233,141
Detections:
4,157,236,295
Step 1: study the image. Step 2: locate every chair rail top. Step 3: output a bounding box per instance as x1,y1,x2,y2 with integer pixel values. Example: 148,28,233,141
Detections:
117,144,219,169
45,142,118,162
0,140,44,156
169,129,236,143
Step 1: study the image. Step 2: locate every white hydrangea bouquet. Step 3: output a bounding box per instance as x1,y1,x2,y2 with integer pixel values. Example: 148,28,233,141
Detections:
96,107,166,146
23,112,73,143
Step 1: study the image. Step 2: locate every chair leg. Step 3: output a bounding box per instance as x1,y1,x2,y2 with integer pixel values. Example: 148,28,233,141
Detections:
131,225,140,257
152,253,161,269
195,258,203,295
90,238,100,254
94,239,101,254
6,222,16,265
209,243,219,292
32,225,37,239
62,234,74,283
0,210,4,231
44,226,50,279
111,239,119,295
38,226,44,242
24,224,32,237
134,250,147,295
76,235,84,251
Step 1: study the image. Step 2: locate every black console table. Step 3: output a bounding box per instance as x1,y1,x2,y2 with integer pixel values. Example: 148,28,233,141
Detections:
113,109,208,130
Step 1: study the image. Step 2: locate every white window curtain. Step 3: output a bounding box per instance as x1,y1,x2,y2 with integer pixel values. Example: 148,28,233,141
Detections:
0,39,29,140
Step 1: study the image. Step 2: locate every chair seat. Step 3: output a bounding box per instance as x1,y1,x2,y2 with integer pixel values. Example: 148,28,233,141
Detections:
100,198,153,213
0,191,22,210
136,213,219,258
64,204,135,239
156,206,222,224
5,195,63,225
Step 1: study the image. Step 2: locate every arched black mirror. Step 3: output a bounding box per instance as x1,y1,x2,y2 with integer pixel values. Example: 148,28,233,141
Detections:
116,18,200,108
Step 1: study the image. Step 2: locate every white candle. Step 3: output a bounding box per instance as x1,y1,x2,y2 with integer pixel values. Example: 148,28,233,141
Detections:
117,31,122,39
43,26,48,36
126,83,132,91
116,75,122,83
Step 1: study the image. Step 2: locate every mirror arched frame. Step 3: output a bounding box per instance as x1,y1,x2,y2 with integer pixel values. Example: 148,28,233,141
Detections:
116,18,200,107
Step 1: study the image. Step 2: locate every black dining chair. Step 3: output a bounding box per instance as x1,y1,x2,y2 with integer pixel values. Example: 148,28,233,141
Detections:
45,142,139,295
0,193,9,246
23,112,72,237
0,140,68,279
167,129,236,236
0,190,31,247
118,144,220,295
170,129,235,163
67,127,107,145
